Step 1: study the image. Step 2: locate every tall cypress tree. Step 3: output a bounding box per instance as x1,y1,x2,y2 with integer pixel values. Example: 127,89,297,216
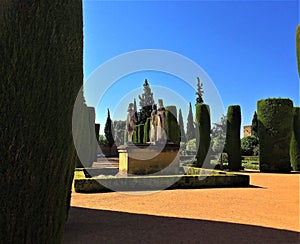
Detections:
186,102,195,141
0,0,82,242
104,109,115,148
251,111,258,137
178,108,186,142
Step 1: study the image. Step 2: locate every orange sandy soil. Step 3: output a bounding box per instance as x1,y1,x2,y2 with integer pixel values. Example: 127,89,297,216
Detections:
64,173,299,243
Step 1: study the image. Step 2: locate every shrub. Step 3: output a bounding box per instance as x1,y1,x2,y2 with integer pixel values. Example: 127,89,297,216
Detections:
0,1,82,242
165,106,180,144
195,104,211,167
225,105,241,170
290,107,300,171
241,136,259,156
257,98,293,172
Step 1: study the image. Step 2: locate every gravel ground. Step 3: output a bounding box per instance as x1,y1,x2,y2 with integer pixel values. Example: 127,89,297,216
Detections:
64,172,299,243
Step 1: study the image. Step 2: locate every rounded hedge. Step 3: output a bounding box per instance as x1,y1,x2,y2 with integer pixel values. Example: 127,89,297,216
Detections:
165,106,180,144
225,105,241,170
143,117,151,143
195,104,211,167
257,98,293,172
290,107,300,171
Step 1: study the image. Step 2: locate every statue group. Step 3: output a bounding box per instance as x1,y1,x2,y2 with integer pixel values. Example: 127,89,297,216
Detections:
126,99,166,144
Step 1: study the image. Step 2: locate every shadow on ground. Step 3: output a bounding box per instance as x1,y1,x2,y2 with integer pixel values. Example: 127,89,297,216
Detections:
64,207,299,243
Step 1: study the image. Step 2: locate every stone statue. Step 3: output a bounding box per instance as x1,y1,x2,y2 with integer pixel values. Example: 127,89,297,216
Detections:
150,103,158,143
157,99,166,141
126,103,137,143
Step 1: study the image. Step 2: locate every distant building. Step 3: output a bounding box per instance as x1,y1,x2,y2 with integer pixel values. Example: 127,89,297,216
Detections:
243,125,252,137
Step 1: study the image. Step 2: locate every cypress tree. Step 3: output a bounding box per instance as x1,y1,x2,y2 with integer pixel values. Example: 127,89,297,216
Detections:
290,107,300,171
178,108,186,142
257,98,293,172
104,109,115,148
251,111,258,138
195,104,211,167
186,102,196,141
225,105,242,171
0,0,82,242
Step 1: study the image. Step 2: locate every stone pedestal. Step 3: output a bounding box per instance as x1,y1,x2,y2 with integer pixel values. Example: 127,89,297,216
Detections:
118,143,180,175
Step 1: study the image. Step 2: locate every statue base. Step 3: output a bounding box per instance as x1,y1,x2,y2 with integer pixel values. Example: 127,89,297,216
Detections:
117,143,180,175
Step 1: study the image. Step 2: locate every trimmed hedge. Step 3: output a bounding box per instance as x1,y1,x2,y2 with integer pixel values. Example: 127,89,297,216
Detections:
137,124,144,144
195,104,211,167
257,98,293,172
225,105,241,170
0,1,82,243
290,107,300,171
165,106,180,144
143,117,151,143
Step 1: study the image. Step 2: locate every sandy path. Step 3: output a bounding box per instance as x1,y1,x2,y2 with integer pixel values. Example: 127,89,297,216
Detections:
64,173,299,243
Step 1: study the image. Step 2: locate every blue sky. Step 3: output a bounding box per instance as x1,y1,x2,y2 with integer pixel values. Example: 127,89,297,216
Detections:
83,0,299,135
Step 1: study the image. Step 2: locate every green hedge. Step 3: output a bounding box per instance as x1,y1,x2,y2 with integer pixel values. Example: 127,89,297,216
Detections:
290,107,300,171
225,105,241,170
0,1,82,243
257,98,293,172
143,117,151,143
165,106,180,144
195,104,211,167
137,124,144,144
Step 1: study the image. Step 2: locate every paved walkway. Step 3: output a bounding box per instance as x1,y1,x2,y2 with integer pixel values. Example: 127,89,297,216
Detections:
64,172,299,243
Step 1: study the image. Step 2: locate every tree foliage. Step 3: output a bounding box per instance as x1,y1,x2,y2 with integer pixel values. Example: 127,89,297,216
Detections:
104,109,115,147
251,111,258,138
178,108,186,142
241,136,259,156
186,102,195,141
196,77,204,104
138,79,154,124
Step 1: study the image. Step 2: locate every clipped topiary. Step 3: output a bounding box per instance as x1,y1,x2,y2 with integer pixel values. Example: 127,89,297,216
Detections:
0,1,82,242
165,106,180,144
143,117,151,143
290,107,300,171
137,124,144,144
195,104,211,167
257,98,293,172
225,105,241,170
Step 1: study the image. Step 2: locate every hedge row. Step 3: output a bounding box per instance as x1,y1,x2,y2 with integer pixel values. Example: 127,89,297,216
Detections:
290,107,300,171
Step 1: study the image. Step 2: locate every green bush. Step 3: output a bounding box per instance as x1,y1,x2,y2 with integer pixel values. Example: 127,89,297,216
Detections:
290,107,300,171
0,1,82,242
241,136,259,156
195,104,211,167
257,98,293,172
225,105,241,170
165,106,180,144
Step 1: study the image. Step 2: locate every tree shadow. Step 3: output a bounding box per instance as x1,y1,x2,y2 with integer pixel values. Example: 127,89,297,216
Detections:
64,207,299,244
